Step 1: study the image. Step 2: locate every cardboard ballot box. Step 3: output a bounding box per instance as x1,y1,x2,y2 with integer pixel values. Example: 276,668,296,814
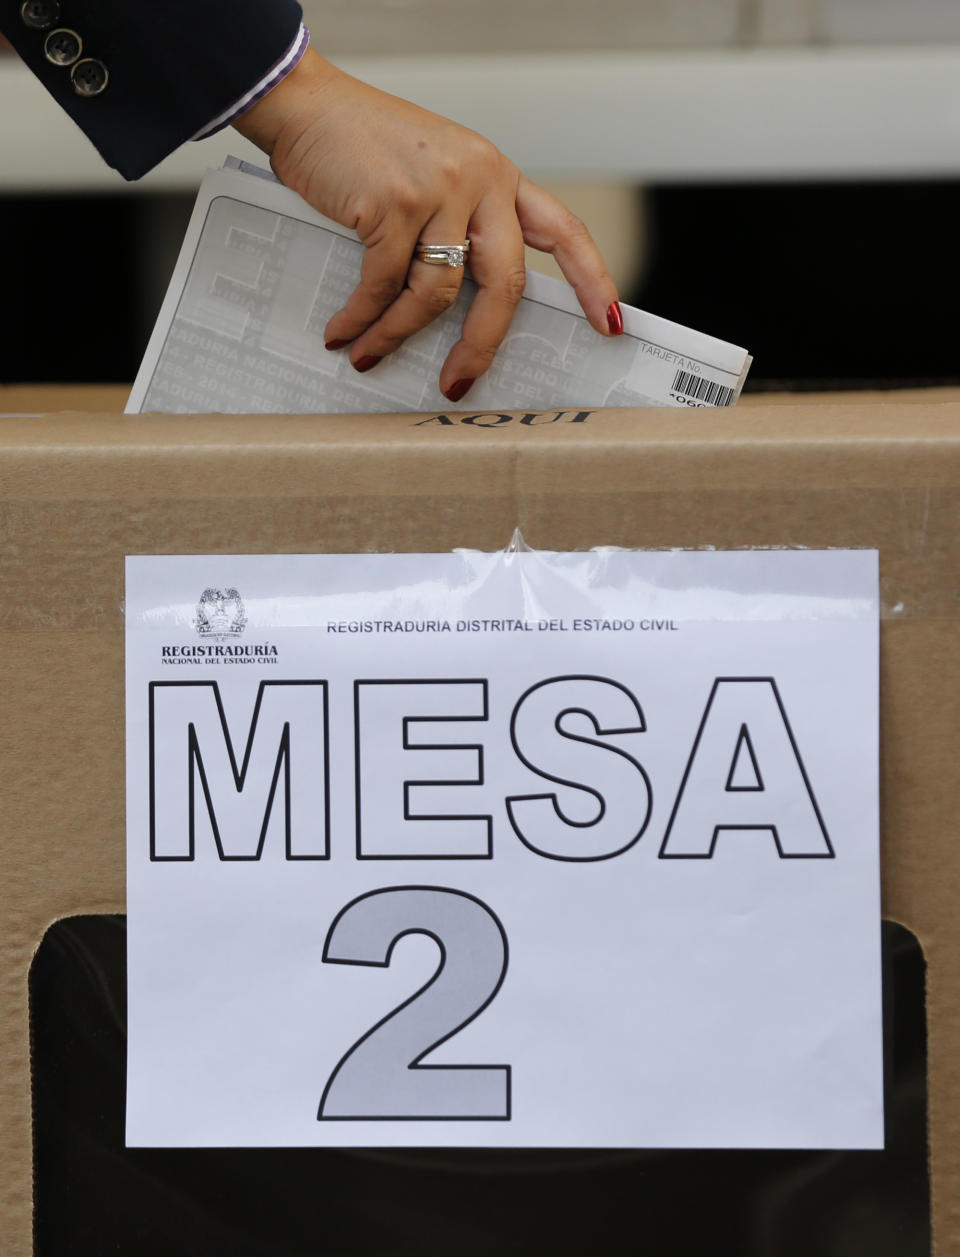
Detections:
1,387,958,1255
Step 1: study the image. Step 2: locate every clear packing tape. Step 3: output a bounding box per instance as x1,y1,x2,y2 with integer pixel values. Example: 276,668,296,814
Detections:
126,528,881,636
2,490,959,633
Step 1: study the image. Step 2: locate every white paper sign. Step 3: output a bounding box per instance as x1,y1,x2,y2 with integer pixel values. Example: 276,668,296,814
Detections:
125,548,882,1149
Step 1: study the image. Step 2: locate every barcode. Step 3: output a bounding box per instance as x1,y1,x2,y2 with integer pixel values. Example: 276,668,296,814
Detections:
672,370,735,407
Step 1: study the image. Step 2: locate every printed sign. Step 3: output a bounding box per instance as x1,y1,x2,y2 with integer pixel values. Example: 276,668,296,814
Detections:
125,549,882,1148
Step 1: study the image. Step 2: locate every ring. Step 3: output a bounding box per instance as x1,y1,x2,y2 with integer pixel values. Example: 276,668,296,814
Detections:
413,240,471,267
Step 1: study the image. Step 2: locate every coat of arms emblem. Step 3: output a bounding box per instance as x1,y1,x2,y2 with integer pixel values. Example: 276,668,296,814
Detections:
194,587,247,640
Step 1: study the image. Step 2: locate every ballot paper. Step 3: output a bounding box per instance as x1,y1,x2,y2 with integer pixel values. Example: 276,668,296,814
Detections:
127,162,751,415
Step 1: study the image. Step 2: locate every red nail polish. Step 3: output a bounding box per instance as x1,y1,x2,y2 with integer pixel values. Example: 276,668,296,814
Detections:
353,355,382,374
325,338,350,351
606,302,624,336
445,378,475,403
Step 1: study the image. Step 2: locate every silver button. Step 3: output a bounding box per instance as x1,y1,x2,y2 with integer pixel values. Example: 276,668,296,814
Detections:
20,0,60,30
70,57,108,97
44,28,82,66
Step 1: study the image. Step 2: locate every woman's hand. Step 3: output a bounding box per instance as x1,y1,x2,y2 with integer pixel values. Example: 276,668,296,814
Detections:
235,48,622,403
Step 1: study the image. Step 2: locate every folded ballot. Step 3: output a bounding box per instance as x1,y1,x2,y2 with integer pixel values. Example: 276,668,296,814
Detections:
128,161,751,415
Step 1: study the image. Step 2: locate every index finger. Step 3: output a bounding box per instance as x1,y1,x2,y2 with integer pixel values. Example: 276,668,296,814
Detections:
515,175,622,337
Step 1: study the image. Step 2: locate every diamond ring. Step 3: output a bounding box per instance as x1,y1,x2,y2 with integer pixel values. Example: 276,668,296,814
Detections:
413,241,471,267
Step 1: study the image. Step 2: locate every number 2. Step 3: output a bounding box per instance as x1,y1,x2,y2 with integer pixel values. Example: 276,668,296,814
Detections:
319,886,511,1120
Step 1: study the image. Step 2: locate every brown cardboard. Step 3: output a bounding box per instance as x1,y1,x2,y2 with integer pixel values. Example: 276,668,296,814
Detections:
1,397,958,1253
4,382,960,418
0,382,130,414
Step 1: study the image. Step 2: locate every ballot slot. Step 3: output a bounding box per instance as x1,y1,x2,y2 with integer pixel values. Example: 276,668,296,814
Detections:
29,915,930,1257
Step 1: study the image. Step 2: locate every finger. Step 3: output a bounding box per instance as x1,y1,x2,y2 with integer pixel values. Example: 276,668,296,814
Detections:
323,222,420,352
347,211,470,365
515,175,622,337
439,197,527,402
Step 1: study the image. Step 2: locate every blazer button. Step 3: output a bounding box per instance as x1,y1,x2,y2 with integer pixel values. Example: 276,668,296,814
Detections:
43,28,82,66
70,57,108,97
20,0,60,29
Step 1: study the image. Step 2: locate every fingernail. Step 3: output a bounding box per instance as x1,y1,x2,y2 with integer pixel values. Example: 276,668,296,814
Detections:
353,355,382,374
606,302,624,336
325,338,350,351
445,378,475,403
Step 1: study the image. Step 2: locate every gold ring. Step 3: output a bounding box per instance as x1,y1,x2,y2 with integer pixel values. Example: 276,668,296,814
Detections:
413,241,471,267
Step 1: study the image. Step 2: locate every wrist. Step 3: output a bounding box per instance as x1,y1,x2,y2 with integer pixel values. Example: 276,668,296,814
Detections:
232,47,342,159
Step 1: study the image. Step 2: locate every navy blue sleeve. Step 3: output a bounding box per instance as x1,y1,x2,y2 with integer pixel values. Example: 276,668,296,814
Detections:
0,0,303,179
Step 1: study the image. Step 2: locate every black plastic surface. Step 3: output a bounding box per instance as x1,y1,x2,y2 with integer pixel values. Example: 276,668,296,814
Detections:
30,917,929,1257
